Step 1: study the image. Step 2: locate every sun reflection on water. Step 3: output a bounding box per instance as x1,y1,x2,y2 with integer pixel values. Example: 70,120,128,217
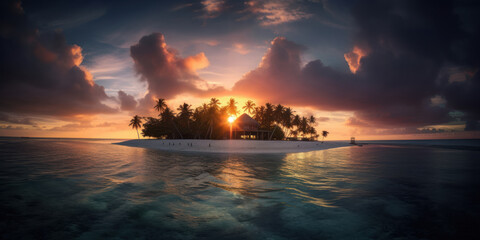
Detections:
280,149,360,207
210,155,278,198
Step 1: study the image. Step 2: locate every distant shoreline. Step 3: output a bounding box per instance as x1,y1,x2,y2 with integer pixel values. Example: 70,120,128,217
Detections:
115,139,351,154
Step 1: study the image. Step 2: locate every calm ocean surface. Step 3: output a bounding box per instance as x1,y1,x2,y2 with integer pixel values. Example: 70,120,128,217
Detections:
1,138,479,239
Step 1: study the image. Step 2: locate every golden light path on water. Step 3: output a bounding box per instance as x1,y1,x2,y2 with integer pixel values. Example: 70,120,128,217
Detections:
2,138,479,239
280,149,362,208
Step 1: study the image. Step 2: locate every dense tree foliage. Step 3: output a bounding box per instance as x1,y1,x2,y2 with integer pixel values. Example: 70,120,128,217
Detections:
132,98,328,140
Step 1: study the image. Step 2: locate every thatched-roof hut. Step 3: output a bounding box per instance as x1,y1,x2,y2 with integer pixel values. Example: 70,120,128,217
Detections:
234,113,259,131
230,113,270,140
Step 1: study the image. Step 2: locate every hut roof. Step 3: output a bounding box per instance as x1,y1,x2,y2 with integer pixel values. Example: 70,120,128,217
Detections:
234,113,259,130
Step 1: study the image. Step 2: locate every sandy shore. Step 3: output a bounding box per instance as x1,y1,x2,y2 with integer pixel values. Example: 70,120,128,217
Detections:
116,139,351,154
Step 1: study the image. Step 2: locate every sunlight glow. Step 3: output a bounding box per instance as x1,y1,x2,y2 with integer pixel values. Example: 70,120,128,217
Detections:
228,115,236,123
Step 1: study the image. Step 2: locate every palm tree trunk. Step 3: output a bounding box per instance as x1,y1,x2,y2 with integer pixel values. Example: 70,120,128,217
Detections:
286,128,292,138
269,125,278,140
204,121,211,139
209,121,213,139
172,120,183,139
136,128,140,139
281,126,288,137
204,125,210,139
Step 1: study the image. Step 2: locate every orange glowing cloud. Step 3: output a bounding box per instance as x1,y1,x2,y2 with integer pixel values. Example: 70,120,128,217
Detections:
130,33,227,113
182,52,210,71
0,3,114,118
70,45,84,66
344,46,367,74
232,43,250,55
247,0,312,26
201,0,223,18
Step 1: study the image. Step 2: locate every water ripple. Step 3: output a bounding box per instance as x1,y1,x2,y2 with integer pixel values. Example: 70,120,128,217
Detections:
1,138,479,239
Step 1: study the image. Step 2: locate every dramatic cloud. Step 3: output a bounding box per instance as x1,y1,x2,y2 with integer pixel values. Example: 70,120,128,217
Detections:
0,125,25,130
233,0,480,130
2,0,479,138
351,0,480,129
202,0,224,18
117,91,137,111
130,33,226,107
0,113,35,125
246,0,312,26
344,46,367,74
0,1,115,117
345,117,371,128
443,71,480,130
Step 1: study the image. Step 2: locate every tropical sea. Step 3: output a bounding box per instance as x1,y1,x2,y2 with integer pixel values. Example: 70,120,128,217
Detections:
1,138,479,239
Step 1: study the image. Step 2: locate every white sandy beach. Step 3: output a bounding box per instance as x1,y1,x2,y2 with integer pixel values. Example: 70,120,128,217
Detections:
116,139,351,154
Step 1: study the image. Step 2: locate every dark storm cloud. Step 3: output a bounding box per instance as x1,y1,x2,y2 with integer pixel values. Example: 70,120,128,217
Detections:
130,33,227,108
232,37,450,127
353,0,480,128
233,0,480,129
3,0,478,132
0,125,25,130
0,113,35,125
117,91,137,111
443,71,480,130
0,1,116,117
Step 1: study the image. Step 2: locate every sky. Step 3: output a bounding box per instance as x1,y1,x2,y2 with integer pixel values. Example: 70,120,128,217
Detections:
0,0,479,140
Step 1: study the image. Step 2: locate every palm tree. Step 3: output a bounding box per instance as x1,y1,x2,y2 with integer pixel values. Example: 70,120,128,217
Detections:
160,106,175,121
226,98,238,116
129,115,142,139
209,98,220,111
270,104,284,140
177,103,193,118
273,104,284,120
308,126,317,140
300,117,308,138
177,103,193,130
161,106,183,139
264,103,274,128
283,107,293,137
254,106,265,124
206,98,220,139
307,115,316,139
201,103,209,112
292,114,301,138
321,130,329,143
243,100,256,115
154,98,167,113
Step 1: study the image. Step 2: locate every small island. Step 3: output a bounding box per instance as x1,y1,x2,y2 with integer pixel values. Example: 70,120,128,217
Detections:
119,98,349,153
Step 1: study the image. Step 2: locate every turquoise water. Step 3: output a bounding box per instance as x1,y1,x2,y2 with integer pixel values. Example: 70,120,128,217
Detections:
1,138,479,239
